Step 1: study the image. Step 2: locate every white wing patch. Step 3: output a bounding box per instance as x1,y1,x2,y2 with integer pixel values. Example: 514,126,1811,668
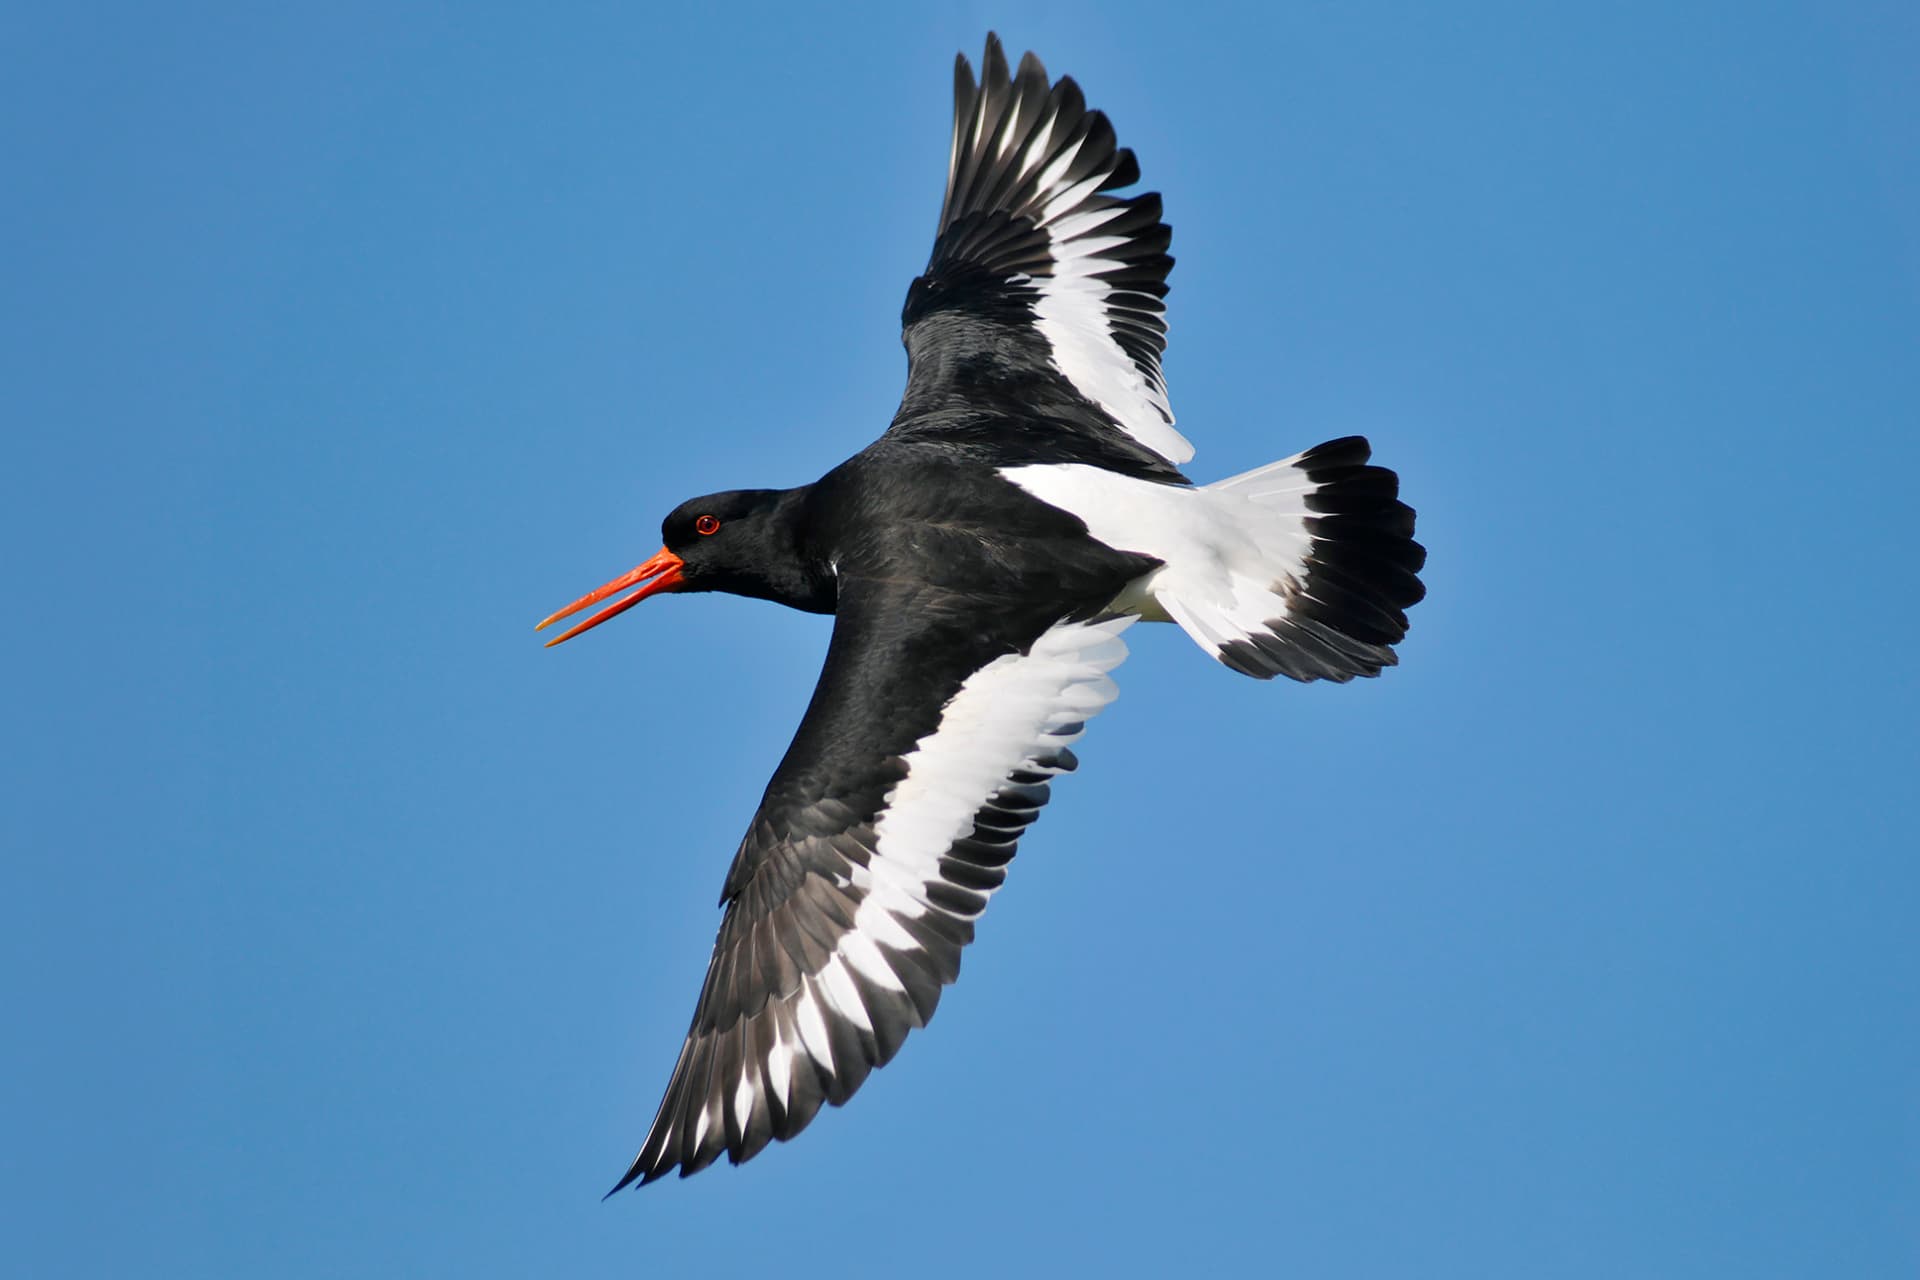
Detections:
1031,206,1190,466
875,617,1130,861
993,118,1189,465
849,614,1133,940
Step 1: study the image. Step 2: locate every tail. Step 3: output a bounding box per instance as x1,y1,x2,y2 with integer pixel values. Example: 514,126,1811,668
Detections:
1163,437,1426,682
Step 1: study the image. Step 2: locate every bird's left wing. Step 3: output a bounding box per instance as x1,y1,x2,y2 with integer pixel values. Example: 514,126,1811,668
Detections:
886,34,1191,480
611,579,1132,1189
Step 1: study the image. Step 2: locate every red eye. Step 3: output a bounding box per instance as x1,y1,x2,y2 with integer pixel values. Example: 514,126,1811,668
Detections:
694,514,720,536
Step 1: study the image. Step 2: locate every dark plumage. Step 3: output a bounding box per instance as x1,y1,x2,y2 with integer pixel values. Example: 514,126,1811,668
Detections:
538,34,1425,1192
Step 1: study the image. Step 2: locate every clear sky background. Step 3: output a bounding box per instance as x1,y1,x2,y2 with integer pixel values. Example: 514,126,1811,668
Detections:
6,2,1917,1276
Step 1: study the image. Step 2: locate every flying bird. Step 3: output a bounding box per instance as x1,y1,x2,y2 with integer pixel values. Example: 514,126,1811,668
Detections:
540,34,1425,1191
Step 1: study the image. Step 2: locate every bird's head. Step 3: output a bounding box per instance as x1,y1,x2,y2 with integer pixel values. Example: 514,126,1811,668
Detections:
538,488,821,646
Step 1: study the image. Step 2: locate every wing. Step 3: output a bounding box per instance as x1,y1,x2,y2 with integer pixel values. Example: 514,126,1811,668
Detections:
888,33,1191,481
611,579,1133,1189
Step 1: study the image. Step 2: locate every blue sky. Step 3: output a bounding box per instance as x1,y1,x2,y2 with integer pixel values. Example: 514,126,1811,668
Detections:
6,2,1917,1275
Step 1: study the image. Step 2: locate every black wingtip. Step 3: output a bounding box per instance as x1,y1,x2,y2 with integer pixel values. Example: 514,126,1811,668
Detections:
604,1139,672,1198
604,1159,669,1200
981,32,1009,88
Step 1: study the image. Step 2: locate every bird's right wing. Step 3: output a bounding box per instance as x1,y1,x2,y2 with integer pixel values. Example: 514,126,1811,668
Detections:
611,578,1132,1190
887,34,1191,481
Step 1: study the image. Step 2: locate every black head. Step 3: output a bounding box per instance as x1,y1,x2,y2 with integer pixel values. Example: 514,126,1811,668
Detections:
658,489,803,598
537,485,831,646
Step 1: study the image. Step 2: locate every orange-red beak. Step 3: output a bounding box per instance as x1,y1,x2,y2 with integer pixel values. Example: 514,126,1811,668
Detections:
536,546,686,647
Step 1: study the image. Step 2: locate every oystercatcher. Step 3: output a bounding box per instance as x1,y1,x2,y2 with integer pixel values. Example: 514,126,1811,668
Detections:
541,34,1425,1190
